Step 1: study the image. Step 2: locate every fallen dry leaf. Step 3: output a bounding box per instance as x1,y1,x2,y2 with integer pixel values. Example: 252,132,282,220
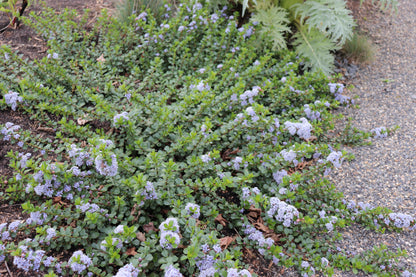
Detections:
125,247,137,256
96,54,106,63
253,221,269,233
77,118,88,126
37,126,54,133
215,214,228,226
136,232,146,242
219,236,235,250
143,222,158,233
53,196,62,204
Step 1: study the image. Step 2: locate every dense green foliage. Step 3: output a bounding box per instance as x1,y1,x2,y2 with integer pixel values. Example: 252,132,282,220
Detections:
0,2,413,277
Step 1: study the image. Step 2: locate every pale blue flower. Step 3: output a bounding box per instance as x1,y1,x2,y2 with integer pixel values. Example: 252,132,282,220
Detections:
201,154,211,163
114,225,124,234
135,12,147,21
159,218,180,233
45,228,56,241
196,255,215,271
371,127,387,139
273,170,287,185
326,151,343,168
160,231,181,249
95,154,118,176
164,264,183,277
113,112,129,127
8,221,20,232
68,250,92,274
389,213,414,228
185,203,201,219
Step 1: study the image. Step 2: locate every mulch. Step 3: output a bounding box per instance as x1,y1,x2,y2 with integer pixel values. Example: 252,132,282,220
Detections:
329,0,416,274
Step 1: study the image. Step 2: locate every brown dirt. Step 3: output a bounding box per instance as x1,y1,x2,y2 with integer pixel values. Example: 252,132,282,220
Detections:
0,1,114,276
0,0,114,60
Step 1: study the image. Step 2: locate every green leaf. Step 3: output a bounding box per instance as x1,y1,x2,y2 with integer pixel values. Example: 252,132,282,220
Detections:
251,3,291,50
241,0,257,16
292,25,339,75
293,0,355,45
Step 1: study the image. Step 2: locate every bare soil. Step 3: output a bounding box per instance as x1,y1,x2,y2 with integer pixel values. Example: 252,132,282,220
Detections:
0,1,115,276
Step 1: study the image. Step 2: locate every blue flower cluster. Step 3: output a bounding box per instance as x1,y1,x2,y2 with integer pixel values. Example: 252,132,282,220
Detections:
0,244,5,263
0,222,11,241
68,250,92,274
4,91,23,111
231,86,261,107
68,144,93,166
300,260,315,276
284,118,313,140
201,153,211,163
273,169,288,185
185,203,201,219
76,202,104,213
159,218,181,250
196,254,217,276
95,153,118,176
326,151,343,168
1,122,20,141
267,197,299,227
47,52,59,59
19,152,31,168
243,224,274,256
344,199,416,230
233,156,243,170
227,268,252,277
136,181,158,206
164,264,183,277
402,270,416,277
328,83,353,105
389,213,414,229
26,211,47,226
114,263,141,277
304,104,321,121
13,246,54,272
371,126,387,139
241,187,261,205
113,111,130,127
280,149,297,163
319,210,338,232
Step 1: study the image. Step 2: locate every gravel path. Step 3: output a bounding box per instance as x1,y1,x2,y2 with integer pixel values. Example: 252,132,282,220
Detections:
328,0,416,274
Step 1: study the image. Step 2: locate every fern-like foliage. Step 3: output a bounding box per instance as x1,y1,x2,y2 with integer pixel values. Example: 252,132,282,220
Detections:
212,0,386,75
292,25,340,75
293,0,355,45
251,2,291,50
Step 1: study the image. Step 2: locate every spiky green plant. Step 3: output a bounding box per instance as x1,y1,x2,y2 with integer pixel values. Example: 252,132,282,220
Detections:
113,0,167,23
342,31,376,64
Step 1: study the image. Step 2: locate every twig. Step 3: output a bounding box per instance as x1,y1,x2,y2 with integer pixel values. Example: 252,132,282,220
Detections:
4,261,12,277
0,23,10,34
0,0,28,34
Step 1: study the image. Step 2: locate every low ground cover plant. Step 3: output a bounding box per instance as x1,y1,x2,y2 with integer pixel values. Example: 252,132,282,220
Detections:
0,1,414,276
